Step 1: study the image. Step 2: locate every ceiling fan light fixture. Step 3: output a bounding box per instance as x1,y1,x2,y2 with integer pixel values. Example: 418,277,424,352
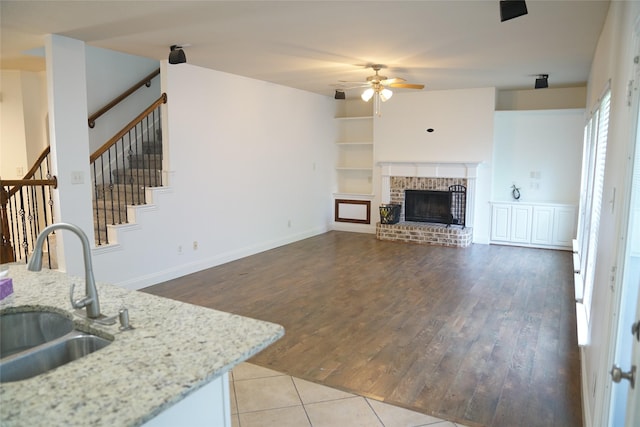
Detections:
169,45,187,64
380,88,393,102
361,88,375,102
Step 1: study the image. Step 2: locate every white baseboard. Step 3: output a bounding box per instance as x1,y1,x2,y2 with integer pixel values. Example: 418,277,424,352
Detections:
115,226,329,290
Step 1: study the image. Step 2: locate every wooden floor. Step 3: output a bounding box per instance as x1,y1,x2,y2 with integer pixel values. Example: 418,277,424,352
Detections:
143,231,582,427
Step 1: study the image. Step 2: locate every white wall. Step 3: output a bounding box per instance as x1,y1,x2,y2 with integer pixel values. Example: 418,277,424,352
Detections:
580,1,640,426
21,71,49,166
91,62,336,288
0,71,28,179
373,87,496,243
85,46,160,153
493,109,584,204
0,70,47,179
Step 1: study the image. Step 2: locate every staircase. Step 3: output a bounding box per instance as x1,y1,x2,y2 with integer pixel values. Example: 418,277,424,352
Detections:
93,138,163,244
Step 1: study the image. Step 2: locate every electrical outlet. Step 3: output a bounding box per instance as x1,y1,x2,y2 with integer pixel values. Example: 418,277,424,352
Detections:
193,241,198,250
177,245,183,254
287,220,292,228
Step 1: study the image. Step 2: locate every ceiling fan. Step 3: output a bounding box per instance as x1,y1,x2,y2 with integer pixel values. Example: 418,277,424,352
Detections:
336,64,425,115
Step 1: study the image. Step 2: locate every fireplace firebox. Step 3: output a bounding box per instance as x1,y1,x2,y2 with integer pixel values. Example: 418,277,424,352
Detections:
405,190,452,224
404,186,466,227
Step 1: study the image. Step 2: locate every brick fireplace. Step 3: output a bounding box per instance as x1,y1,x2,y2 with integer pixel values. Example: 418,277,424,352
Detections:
376,162,481,247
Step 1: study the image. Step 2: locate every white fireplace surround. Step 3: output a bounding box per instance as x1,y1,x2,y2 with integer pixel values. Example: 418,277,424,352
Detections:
378,161,482,229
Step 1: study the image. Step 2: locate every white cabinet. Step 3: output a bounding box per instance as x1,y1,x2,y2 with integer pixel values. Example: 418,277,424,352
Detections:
552,206,577,246
143,373,231,427
491,202,576,250
511,205,533,243
531,206,554,245
490,204,511,241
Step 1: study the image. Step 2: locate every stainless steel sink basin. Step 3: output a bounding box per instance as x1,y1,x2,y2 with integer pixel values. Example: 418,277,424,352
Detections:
0,311,74,358
0,332,111,383
0,310,112,383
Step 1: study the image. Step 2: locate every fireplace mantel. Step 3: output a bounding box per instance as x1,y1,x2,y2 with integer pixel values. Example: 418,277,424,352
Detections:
378,161,482,180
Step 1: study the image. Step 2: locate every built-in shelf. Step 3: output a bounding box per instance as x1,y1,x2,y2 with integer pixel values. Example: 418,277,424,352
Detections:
334,101,374,226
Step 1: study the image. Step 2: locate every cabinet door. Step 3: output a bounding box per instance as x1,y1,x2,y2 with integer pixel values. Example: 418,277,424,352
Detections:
491,205,512,241
511,205,532,243
552,206,577,247
531,206,554,245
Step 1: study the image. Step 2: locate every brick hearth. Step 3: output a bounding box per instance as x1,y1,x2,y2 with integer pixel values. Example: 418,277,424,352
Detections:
376,221,472,247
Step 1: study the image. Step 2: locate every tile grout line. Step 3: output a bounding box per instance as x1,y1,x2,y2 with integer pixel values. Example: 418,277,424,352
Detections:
364,396,387,427
290,375,314,426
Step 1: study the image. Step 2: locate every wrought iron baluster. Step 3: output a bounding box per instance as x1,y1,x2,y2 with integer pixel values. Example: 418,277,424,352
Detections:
93,161,104,246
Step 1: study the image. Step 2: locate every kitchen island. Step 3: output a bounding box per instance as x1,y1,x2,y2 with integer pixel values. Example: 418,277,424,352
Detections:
0,264,284,426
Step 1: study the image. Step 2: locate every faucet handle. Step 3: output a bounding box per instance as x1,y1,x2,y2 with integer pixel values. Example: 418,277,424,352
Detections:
69,283,93,309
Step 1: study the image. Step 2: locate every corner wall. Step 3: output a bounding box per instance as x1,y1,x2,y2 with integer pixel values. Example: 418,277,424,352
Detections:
92,62,336,288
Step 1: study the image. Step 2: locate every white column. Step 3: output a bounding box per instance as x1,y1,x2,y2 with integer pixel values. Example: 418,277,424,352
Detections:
45,34,94,277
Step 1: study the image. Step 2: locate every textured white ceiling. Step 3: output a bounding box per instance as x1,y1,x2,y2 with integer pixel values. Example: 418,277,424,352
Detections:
0,1,610,97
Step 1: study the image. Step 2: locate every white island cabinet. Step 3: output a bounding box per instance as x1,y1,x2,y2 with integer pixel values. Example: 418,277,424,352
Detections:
143,374,231,426
490,202,576,250
0,265,284,427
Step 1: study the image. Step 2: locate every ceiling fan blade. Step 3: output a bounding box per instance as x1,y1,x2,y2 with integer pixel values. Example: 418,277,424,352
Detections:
331,83,370,90
389,83,425,89
381,77,405,85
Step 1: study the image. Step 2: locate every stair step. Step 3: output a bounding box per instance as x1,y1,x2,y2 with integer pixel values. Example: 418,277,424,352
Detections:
129,154,162,169
94,184,147,204
142,140,162,155
113,168,162,186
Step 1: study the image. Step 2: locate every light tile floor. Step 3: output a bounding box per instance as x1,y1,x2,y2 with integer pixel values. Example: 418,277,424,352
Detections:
230,363,470,427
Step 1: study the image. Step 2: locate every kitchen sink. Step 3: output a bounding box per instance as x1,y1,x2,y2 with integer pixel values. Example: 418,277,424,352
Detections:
0,311,74,358
0,310,112,383
0,332,111,383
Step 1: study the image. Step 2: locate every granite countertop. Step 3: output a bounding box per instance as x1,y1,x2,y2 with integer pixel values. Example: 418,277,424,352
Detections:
0,264,284,426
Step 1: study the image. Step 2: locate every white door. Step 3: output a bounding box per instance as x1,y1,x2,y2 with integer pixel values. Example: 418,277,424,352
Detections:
624,304,640,427
622,68,640,426
609,50,640,427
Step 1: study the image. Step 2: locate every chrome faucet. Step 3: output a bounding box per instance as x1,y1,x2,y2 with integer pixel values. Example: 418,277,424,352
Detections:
28,223,101,319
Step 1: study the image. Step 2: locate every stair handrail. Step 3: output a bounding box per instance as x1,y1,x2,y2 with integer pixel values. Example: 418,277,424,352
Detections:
1,146,58,264
90,93,167,163
5,146,56,198
88,68,160,128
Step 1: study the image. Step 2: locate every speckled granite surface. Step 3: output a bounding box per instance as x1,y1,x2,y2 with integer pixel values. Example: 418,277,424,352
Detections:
0,264,284,426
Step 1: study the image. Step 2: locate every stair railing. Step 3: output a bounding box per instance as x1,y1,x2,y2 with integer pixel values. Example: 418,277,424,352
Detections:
88,68,160,129
90,93,167,246
1,146,57,266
